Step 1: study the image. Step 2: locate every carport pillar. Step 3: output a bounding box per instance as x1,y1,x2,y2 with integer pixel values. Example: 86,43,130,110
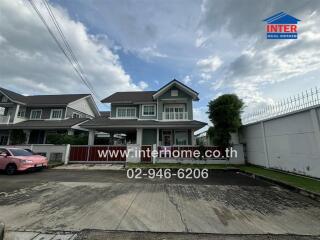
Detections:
136,128,142,146
191,129,196,146
24,130,31,144
156,128,159,146
88,130,95,145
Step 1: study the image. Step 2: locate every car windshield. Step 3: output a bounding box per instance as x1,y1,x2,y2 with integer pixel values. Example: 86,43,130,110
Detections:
9,148,33,156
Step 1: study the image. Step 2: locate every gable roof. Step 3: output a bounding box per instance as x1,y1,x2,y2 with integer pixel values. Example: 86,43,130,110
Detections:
153,79,199,100
0,118,88,130
101,91,156,103
263,12,300,24
0,87,27,104
25,94,90,107
0,87,90,106
101,79,199,103
80,117,206,130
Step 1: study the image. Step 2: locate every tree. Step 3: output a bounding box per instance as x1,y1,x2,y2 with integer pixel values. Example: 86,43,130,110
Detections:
207,94,244,148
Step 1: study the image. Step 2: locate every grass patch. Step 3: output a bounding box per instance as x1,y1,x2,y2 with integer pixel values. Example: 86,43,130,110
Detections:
240,165,320,194
126,162,243,169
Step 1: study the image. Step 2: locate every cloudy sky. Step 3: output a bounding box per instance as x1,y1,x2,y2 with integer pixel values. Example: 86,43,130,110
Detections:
1,0,320,125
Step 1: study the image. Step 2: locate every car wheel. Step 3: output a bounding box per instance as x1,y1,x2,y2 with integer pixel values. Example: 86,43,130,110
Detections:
5,164,17,175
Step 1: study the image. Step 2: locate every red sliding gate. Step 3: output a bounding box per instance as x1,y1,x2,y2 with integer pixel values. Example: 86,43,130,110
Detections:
69,145,126,162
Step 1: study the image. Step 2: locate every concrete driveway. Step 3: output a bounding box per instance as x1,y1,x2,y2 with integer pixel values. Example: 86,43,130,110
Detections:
0,169,320,237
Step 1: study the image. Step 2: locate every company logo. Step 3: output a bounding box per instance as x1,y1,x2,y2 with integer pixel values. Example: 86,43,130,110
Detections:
263,12,300,39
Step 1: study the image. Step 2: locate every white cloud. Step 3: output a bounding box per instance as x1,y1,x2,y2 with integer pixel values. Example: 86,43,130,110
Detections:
182,75,191,84
0,0,141,100
134,46,168,62
196,56,222,73
198,0,320,113
193,106,209,123
138,81,149,90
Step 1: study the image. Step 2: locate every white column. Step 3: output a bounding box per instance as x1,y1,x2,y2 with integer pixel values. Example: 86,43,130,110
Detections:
7,130,11,145
13,104,20,123
136,128,142,146
88,130,95,145
24,130,31,144
260,121,270,168
156,128,159,146
64,144,71,165
191,129,196,146
310,109,320,150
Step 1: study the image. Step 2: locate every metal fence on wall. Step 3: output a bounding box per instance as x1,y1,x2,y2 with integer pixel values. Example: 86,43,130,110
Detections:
241,87,320,125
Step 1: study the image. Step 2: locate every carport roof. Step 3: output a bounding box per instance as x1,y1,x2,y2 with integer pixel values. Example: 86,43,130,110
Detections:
80,117,207,130
0,118,88,130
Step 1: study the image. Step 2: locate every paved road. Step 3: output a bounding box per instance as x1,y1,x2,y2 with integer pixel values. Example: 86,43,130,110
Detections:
0,169,320,238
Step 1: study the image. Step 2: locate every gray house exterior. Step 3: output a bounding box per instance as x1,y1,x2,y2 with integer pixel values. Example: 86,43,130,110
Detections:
0,87,100,145
81,79,206,146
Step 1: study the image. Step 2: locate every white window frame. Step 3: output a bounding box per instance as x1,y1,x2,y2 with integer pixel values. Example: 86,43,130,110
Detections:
142,104,156,117
50,109,63,119
164,104,185,113
17,107,26,118
171,89,178,97
72,112,80,118
30,109,42,120
116,107,136,119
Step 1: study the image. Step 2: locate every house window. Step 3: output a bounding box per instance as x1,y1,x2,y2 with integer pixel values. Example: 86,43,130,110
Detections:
72,113,80,118
30,109,42,119
17,107,26,118
142,105,155,116
0,107,5,115
175,130,188,145
171,90,178,97
116,107,136,118
164,104,186,120
50,109,63,119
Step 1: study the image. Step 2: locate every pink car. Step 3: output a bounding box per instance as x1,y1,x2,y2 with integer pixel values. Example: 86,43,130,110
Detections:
0,147,48,175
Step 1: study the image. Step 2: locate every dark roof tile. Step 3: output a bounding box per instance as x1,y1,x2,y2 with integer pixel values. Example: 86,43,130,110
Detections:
101,91,156,103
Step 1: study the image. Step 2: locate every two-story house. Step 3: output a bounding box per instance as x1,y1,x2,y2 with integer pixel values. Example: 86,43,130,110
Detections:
81,79,206,146
0,87,100,145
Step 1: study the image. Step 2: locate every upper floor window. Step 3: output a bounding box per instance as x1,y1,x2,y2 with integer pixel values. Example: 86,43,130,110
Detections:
171,90,178,97
50,109,63,119
116,107,136,118
142,105,155,116
1,96,8,102
72,112,80,118
17,107,26,118
30,109,42,119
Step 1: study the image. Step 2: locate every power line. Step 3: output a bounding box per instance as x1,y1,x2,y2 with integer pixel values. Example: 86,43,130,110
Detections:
26,0,101,101
41,0,98,97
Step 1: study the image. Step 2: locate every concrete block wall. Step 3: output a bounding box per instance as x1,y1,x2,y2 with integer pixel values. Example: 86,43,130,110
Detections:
240,107,320,178
8,144,69,163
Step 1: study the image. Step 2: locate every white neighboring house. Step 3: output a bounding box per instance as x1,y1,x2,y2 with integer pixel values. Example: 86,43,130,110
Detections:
0,87,100,145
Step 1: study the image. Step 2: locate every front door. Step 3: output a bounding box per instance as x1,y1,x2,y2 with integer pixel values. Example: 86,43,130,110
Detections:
163,130,172,146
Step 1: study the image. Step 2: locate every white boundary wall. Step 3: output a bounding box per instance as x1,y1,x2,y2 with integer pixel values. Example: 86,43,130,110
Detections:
240,107,320,178
5,144,70,163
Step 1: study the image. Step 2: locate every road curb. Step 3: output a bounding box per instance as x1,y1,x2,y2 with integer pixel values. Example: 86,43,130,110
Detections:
0,222,4,240
239,170,320,202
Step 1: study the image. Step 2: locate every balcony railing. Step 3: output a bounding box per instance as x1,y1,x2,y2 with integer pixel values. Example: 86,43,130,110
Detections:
0,115,10,124
162,112,188,120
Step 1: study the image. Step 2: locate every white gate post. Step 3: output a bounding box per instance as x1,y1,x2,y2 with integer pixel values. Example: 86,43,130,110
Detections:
64,144,71,165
